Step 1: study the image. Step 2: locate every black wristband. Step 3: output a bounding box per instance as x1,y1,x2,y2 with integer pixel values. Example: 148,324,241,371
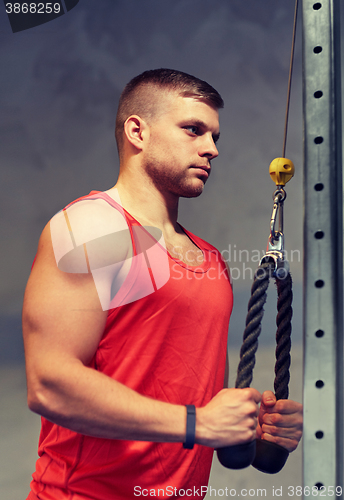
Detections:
183,405,196,449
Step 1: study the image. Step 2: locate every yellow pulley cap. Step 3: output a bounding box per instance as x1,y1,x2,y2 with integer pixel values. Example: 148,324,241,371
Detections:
269,158,295,186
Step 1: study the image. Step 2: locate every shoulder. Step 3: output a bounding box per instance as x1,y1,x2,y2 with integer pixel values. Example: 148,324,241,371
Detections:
52,191,128,240
49,191,131,273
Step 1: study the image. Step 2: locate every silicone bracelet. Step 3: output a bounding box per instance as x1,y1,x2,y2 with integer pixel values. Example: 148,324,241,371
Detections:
183,405,196,449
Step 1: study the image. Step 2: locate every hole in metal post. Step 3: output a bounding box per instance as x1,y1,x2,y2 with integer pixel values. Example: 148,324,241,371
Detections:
315,330,324,338
315,431,324,439
313,2,322,9
314,230,324,239
314,183,324,191
314,136,324,144
314,90,323,98
315,483,324,490
315,280,324,288
313,46,323,54
315,380,324,388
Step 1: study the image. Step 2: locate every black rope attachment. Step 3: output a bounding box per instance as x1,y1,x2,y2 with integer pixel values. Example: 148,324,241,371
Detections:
216,260,293,473
217,260,293,473
235,260,293,400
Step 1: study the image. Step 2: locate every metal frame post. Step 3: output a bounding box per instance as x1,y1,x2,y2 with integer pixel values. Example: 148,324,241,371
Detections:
302,0,343,497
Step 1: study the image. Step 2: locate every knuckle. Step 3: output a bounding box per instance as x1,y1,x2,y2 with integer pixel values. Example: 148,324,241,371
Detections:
296,416,304,428
243,402,258,419
286,440,299,452
244,428,256,442
275,400,287,411
246,416,257,429
268,413,281,425
238,388,249,400
273,436,285,447
241,388,255,400
252,417,258,429
261,424,275,435
265,425,284,438
296,430,303,441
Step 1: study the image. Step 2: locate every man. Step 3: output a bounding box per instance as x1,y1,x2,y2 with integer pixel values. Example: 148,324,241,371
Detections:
23,69,302,500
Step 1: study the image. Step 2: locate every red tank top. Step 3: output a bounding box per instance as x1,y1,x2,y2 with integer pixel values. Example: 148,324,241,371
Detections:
28,192,233,500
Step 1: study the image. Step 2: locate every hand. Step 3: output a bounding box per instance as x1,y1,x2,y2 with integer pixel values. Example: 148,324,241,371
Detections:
256,390,303,452
196,388,261,449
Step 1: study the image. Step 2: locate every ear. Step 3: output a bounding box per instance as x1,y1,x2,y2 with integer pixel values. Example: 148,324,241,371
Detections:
123,115,149,152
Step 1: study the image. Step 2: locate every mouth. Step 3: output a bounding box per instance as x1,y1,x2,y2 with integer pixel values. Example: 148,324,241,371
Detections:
191,165,211,178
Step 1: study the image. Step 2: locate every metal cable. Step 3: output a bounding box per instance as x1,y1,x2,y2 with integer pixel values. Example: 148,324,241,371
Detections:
282,0,299,158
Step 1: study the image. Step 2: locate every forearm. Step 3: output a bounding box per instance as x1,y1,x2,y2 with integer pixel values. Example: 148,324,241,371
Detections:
28,356,186,443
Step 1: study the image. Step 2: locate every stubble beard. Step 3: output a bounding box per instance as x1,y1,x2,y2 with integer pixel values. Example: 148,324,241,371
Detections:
143,156,206,199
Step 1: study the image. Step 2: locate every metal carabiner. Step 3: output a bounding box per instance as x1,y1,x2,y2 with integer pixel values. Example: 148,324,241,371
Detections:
260,188,289,278
270,188,286,244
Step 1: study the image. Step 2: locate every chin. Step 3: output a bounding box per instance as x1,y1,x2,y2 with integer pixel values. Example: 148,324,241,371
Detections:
179,184,205,198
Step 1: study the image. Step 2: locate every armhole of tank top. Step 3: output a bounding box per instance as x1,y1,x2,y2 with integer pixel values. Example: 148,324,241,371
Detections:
88,191,139,257
63,192,139,258
62,208,92,273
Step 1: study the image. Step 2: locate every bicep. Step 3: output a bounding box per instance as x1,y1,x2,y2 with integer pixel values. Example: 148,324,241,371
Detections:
23,224,109,370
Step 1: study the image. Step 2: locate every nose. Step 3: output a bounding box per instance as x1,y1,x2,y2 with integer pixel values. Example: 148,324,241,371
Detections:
200,133,219,160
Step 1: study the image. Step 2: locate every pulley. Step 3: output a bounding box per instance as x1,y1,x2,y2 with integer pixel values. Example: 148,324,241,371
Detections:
269,158,295,187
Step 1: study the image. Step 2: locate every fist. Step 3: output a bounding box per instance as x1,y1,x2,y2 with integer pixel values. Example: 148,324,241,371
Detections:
257,391,303,452
196,387,261,448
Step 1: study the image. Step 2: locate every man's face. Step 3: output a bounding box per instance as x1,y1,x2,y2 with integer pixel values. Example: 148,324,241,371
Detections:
142,95,220,199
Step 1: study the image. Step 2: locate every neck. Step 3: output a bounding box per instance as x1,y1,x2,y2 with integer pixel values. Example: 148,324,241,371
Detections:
108,168,180,233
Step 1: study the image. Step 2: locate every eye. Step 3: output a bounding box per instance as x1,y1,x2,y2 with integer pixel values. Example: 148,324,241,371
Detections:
184,125,199,135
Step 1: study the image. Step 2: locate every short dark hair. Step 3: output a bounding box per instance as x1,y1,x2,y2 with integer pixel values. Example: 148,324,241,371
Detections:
115,68,224,156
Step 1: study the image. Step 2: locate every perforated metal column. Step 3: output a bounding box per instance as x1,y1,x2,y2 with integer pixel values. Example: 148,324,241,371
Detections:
302,0,343,498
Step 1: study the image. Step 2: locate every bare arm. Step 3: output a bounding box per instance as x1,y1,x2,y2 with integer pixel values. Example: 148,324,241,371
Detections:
23,223,189,442
23,223,261,447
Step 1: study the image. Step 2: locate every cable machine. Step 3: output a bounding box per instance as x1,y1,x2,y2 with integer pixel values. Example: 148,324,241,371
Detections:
215,0,343,496
302,0,343,498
